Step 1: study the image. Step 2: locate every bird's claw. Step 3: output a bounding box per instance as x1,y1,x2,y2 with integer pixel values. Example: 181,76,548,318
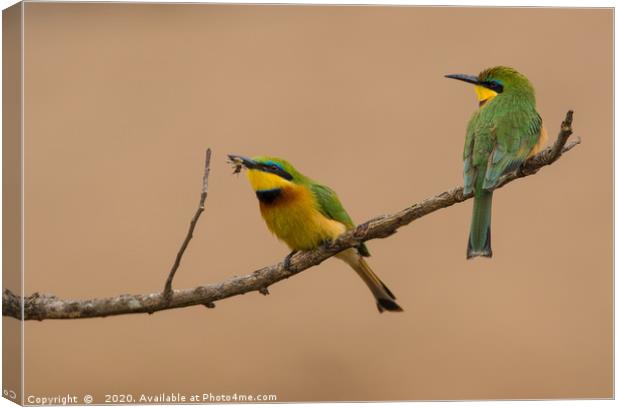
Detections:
319,238,334,249
283,250,298,272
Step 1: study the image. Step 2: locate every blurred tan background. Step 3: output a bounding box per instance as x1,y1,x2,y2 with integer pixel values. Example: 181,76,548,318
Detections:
17,3,611,401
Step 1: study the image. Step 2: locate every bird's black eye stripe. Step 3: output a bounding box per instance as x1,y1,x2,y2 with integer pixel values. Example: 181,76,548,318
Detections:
262,163,293,181
483,80,504,93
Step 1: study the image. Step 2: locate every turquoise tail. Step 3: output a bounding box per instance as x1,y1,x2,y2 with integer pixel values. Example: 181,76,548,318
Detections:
467,189,493,259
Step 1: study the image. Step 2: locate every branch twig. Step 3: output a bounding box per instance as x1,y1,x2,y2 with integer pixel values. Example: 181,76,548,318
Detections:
2,111,579,321
162,148,211,302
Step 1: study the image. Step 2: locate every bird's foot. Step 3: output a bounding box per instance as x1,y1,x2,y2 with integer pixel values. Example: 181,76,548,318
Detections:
283,250,298,272
319,238,335,249
516,163,528,177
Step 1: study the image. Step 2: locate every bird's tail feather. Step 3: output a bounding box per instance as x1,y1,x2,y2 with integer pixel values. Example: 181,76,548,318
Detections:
468,189,493,259
338,249,403,313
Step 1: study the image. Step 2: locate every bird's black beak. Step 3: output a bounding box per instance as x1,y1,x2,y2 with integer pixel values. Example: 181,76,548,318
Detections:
445,73,481,86
227,154,259,170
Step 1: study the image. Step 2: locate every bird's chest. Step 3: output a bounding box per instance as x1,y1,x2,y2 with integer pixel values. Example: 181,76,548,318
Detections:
257,187,346,250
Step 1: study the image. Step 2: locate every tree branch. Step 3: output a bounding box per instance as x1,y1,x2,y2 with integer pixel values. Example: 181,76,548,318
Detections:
2,111,579,321
163,148,212,301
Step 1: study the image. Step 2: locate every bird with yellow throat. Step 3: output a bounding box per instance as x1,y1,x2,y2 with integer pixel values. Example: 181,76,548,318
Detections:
445,66,547,258
228,155,403,313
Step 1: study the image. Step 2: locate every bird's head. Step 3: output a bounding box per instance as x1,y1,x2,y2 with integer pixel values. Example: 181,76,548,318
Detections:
227,155,303,191
445,66,534,107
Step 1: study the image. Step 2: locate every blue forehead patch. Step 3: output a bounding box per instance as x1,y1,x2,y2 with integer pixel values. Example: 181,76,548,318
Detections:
263,160,283,170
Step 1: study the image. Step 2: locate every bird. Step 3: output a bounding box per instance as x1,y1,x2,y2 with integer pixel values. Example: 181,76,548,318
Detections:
227,154,403,313
445,66,547,258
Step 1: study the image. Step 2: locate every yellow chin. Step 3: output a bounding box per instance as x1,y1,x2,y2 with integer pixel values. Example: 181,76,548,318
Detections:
247,169,292,191
475,85,498,105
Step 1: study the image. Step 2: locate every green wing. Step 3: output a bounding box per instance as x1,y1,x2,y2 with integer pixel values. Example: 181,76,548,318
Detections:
482,111,542,190
464,111,496,194
310,183,371,257
463,116,477,195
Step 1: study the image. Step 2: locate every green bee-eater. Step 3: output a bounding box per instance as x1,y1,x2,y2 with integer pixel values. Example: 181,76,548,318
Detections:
228,154,403,313
446,66,547,258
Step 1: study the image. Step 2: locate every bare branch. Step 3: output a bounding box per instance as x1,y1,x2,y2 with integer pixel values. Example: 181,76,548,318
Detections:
2,111,580,321
163,148,212,301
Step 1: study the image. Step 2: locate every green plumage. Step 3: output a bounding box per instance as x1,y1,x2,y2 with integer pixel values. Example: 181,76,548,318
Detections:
457,67,542,258
310,183,371,257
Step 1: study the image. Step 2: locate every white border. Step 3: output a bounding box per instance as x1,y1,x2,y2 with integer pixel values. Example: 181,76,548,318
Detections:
0,2,615,407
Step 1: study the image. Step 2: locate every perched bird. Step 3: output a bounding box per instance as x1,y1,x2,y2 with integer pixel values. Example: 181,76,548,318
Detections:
445,66,547,258
227,155,403,313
